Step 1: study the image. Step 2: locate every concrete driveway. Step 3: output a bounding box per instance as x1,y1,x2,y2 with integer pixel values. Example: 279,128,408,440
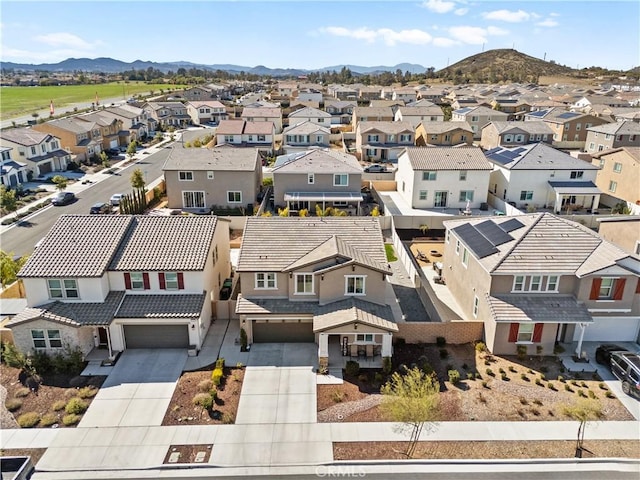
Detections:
79,349,187,428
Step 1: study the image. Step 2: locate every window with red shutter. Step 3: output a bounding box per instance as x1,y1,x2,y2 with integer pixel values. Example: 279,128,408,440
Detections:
124,272,132,290
158,272,166,290
142,272,150,290
177,272,184,290
532,323,543,342
636,278,640,294
612,278,626,300
508,323,519,343
589,278,602,300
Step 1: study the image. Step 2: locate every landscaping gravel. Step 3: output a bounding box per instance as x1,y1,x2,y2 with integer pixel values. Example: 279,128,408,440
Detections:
318,393,384,422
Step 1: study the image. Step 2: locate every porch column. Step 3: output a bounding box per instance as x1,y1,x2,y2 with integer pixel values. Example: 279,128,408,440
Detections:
106,326,114,360
575,323,587,359
591,194,600,211
382,332,393,357
318,333,329,370
555,191,562,214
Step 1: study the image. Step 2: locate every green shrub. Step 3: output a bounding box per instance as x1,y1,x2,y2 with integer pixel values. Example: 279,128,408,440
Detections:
547,382,556,391
1,342,27,368
519,396,528,405
499,368,505,374
557,375,565,383
215,358,225,369
501,373,508,381
62,414,80,426
565,384,573,392
77,386,98,399
448,369,461,384
382,356,392,375
588,390,596,399
520,373,529,381
198,379,213,393
52,400,66,411
17,412,40,428
599,383,608,390
577,389,586,398
15,387,30,398
40,413,58,427
508,366,517,373
211,368,224,386
535,378,543,386
516,344,527,359
436,336,446,347
345,360,360,377
532,399,543,406
5,398,22,412
467,372,475,380
65,397,88,415
485,368,494,376
221,412,234,424
475,342,486,352
332,391,345,403
484,360,491,366
605,391,615,398
192,392,213,410
439,348,449,359
481,381,489,389
539,373,546,381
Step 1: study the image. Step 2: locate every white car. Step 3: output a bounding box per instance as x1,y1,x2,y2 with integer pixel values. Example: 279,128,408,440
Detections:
110,193,124,206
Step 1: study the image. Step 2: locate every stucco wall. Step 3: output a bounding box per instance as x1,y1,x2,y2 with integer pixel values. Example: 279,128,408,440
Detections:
395,321,483,345
11,319,95,357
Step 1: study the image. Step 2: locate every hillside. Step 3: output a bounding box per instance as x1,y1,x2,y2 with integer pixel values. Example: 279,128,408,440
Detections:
436,49,574,84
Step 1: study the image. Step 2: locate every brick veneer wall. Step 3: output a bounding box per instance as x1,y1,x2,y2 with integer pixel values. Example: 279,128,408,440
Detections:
396,321,484,345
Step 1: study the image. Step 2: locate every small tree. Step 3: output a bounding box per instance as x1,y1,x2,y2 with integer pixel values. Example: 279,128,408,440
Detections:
99,151,109,168
51,175,68,192
0,185,18,218
126,141,137,161
0,250,28,289
130,168,146,192
562,399,603,455
380,367,440,458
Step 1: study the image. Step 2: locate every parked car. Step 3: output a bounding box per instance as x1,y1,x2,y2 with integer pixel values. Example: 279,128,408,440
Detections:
610,351,640,397
89,202,112,214
51,191,75,206
595,344,628,366
364,164,387,173
110,193,124,206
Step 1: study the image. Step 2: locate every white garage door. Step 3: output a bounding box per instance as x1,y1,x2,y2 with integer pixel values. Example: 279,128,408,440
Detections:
574,317,640,342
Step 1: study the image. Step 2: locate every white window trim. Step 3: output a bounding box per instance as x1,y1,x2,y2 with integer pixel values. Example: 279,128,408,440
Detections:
294,273,314,295
31,329,62,350
462,248,469,268
255,272,277,290
473,295,479,318
455,239,460,255
530,275,542,292
333,174,349,186
178,171,194,181
164,272,179,290
227,191,242,203
207,171,214,180
517,323,535,343
512,275,525,292
355,333,374,343
308,173,315,184
546,275,559,292
129,272,145,290
345,275,367,296
47,278,79,299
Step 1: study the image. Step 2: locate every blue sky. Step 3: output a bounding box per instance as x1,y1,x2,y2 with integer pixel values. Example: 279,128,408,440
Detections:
1,1,638,71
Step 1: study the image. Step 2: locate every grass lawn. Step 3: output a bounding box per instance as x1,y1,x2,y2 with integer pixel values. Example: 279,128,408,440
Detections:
385,244,398,262
0,82,186,118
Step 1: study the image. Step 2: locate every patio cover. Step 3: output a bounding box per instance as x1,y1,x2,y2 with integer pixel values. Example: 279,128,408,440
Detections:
487,294,594,324
284,192,364,203
548,181,602,195
313,298,398,332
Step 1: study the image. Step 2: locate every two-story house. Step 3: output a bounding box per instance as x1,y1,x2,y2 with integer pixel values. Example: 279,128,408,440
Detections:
215,120,275,150
591,147,640,214
479,121,554,150
395,147,492,210
272,149,363,214
585,121,640,154
527,110,609,149
0,146,29,188
394,105,445,129
186,101,228,125
241,106,283,134
235,217,398,368
182,85,219,102
355,121,414,162
163,147,262,212
282,121,331,153
7,215,231,358
76,112,123,152
391,87,417,104
451,106,509,139
287,106,332,128
441,213,640,356
99,104,153,144
324,100,356,125
415,121,473,147
0,128,70,178
32,118,102,164
490,97,531,120
351,106,394,131
143,101,191,128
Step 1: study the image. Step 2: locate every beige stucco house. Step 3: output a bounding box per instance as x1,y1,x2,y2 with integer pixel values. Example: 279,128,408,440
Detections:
241,106,283,134
355,121,414,162
0,128,70,178
32,118,102,163
590,147,640,214
415,121,473,147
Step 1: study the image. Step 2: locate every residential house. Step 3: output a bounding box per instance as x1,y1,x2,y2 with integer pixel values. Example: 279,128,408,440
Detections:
241,106,283,134
287,106,332,128
597,216,640,256
76,112,123,152
98,105,153,144
143,101,191,128
394,105,445,129
358,86,384,101
485,143,602,213
296,89,323,103
0,128,70,178
272,149,363,214
324,100,356,125
590,147,640,214
479,121,554,150
163,146,262,212
7,214,231,357
612,108,640,123
215,120,275,150
351,106,394,131
186,101,227,125
415,121,473,147
368,100,404,111
395,147,492,209
585,121,640,154
32,118,101,164
331,86,359,101
416,86,449,103
392,87,417,104
441,213,640,355
490,97,531,120
355,121,414,162
0,146,29,188
282,121,331,153
451,106,509,139
571,95,630,114
451,97,481,110
526,110,609,150
235,217,398,368
181,85,219,102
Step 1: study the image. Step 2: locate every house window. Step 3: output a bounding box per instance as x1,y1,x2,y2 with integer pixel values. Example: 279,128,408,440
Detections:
473,296,479,318
308,173,315,184
517,323,534,343
47,279,78,299
576,123,581,131
367,134,379,142
530,275,542,291
164,272,179,290
334,174,348,186
356,334,374,343
570,171,584,179
446,230,450,243
599,278,615,299
462,248,469,267
182,191,205,208
258,135,266,141
520,191,533,201
30,146,36,155
419,190,427,200
422,171,437,181
613,162,622,173
599,158,605,168
609,181,617,193
207,171,214,180
130,272,145,290
31,329,62,349
459,191,474,202
455,239,460,255
547,275,559,291
400,134,412,142
513,275,525,292
179,171,193,181
459,170,467,181
471,116,478,122
295,273,314,294
224,135,234,143
255,272,276,289
227,191,242,203
345,275,366,295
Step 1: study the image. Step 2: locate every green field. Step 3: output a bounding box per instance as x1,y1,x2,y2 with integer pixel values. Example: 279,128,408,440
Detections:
0,82,186,118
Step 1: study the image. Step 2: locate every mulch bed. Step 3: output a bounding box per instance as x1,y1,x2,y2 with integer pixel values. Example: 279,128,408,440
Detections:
334,440,640,460
163,444,213,464
162,367,244,426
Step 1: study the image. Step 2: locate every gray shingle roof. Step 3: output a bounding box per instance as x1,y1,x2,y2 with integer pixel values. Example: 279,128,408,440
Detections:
42,118,94,134
115,293,205,318
162,146,260,171
236,296,316,315
486,294,593,324
485,143,600,170
397,106,444,116
0,128,52,146
241,107,282,118
237,217,387,272
402,146,492,171
587,121,640,135
272,149,361,174
353,107,394,117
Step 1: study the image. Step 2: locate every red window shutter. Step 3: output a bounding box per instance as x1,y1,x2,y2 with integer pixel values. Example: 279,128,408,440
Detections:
159,273,166,290
589,278,602,300
143,272,150,290
636,279,640,294
124,272,132,289
532,323,543,343
613,278,626,300
177,272,184,290
508,323,519,343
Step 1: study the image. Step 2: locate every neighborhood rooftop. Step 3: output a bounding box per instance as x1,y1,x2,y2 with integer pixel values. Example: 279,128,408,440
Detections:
162,146,260,171
484,143,601,170
403,146,492,170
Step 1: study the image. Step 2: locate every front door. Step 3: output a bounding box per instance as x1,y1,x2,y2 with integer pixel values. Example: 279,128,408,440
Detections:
98,327,108,346
434,191,448,208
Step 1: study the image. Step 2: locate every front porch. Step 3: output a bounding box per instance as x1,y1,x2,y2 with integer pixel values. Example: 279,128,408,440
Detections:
548,181,602,214
326,334,386,368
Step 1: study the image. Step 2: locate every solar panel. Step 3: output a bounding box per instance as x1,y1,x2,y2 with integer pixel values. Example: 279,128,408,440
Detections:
512,147,527,154
502,150,520,159
475,220,513,246
498,218,525,233
557,112,579,119
453,224,499,259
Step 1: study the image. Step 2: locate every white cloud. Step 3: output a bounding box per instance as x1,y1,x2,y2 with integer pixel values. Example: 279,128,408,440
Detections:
454,8,468,16
320,26,432,46
448,25,508,45
536,19,559,27
482,9,531,23
421,0,456,14
34,32,95,50
487,26,509,36
433,37,459,47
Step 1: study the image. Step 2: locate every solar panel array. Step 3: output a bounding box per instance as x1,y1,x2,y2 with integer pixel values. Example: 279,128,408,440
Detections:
476,220,513,246
497,218,525,233
485,147,524,165
453,223,499,259
527,110,548,118
557,112,580,119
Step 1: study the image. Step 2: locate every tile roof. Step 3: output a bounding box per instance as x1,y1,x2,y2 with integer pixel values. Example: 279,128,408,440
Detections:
237,217,387,272
314,298,398,332
418,121,473,134
7,291,125,327
215,120,245,135
272,149,362,174
591,146,640,161
235,296,317,315
397,106,444,116
243,121,275,135
0,128,52,146
485,143,600,170
41,118,94,134
162,146,260,171
353,107,394,117
289,107,331,118
453,105,508,117
283,121,330,135
241,107,282,118
586,121,640,135
357,121,414,134
402,146,492,171
487,121,554,135
486,294,593,324
115,293,206,318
